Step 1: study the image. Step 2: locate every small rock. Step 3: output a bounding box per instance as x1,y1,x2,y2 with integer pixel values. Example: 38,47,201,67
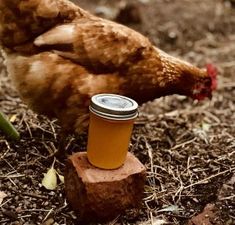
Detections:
218,173,235,200
2,209,18,220
187,204,220,225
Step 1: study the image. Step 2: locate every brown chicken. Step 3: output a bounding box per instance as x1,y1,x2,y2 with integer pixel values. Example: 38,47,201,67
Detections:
0,0,217,136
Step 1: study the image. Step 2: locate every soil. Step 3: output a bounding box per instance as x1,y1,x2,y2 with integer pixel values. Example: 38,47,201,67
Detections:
0,0,235,224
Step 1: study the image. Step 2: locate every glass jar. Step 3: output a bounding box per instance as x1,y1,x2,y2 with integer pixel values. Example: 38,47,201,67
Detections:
87,94,138,169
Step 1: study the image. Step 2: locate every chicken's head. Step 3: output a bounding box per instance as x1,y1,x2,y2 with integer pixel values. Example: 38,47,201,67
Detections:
191,64,217,101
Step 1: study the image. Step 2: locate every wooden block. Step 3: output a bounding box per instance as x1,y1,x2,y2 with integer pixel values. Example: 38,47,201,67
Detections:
65,152,146,223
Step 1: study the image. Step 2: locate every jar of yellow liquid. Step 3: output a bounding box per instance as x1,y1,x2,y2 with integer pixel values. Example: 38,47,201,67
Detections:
87,94,138,169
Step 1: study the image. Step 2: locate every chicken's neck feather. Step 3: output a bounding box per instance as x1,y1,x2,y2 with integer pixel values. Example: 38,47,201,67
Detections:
122,48,210,103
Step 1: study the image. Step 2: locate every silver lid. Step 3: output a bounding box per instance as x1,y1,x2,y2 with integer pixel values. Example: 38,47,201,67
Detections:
90,94,138,120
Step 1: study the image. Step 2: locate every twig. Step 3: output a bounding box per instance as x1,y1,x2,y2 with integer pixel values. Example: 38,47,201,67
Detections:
219,195,235,201
153,168,235,201
184,167,235,190
20,192,48,200
43,208,54,222
0,174,25,178
171,138,196,150
0,198,12,207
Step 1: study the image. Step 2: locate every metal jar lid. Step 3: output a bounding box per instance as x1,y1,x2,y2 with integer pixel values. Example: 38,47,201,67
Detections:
89,94,138,120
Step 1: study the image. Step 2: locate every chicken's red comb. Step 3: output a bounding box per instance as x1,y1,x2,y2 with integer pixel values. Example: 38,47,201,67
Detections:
206,63,217,90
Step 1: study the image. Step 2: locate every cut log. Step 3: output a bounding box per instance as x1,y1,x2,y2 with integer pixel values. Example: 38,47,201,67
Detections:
65,152,146,223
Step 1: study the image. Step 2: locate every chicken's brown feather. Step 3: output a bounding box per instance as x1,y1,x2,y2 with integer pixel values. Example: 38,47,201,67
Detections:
0,0,215,135
34,17,152,72
4,51,125,132
0,0,88,47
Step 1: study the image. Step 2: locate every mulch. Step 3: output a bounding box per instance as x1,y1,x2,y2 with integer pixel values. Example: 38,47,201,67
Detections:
0,0,235,224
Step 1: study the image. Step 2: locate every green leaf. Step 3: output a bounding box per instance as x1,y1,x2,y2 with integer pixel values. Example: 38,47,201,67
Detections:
0,112,20,141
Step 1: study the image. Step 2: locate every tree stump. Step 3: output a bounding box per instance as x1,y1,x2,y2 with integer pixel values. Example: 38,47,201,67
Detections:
65,152,146,223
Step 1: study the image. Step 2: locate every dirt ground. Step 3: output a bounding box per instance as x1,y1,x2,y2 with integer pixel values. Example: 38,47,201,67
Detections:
0,0,235,224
